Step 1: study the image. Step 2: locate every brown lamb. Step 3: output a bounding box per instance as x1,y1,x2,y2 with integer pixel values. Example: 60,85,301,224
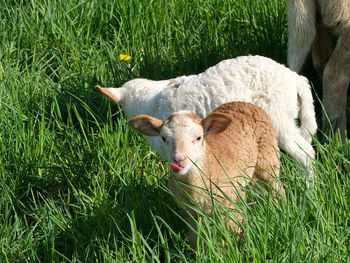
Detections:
129,102,285,249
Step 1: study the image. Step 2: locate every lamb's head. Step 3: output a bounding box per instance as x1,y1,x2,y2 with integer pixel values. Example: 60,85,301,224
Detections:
128,111,232,175
95,78,172,118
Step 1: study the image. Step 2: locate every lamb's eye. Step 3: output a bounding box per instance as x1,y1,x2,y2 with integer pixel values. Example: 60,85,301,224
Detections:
196,136,201,141
161,136,166,142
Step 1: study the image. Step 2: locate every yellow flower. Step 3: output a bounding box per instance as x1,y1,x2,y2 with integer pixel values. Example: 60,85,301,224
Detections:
120,54,131,61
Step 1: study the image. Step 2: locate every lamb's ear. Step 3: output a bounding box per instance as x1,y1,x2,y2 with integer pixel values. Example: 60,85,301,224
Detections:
95,85,127,103
201,112,232,135
128,115,163,136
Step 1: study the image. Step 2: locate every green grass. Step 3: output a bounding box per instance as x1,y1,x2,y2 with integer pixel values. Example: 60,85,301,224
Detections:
0,0,349,262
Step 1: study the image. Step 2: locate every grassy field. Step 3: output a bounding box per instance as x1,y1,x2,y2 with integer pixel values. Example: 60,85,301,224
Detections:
0,0,349,262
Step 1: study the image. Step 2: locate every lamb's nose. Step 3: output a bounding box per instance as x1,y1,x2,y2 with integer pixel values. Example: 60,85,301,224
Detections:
174,155,186,164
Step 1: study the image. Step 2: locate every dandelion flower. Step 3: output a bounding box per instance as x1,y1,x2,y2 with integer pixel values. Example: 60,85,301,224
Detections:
120,54,131,61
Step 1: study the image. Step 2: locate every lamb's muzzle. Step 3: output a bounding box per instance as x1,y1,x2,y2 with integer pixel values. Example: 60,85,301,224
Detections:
170,155,187,173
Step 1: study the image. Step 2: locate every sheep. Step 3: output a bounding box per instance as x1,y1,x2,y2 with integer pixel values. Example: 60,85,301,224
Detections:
96,55,317,182
128,101,285,249
287,0,350,139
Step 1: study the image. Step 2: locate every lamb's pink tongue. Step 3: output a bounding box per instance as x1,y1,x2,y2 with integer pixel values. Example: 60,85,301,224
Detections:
170,163,182,172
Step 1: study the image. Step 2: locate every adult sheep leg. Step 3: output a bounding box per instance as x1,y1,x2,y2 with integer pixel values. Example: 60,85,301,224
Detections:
287,0,316,72
312,18,333,78
322,32,350,138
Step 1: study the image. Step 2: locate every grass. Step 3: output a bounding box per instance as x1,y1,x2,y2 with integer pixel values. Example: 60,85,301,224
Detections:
0,0,349,262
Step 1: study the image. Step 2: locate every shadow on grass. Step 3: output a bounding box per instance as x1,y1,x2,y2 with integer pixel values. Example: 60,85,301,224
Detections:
11,159,185,261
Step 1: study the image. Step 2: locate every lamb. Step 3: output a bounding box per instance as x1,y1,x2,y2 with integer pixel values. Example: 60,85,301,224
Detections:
128,101,285,249
96,55,317,181
287,0,350,138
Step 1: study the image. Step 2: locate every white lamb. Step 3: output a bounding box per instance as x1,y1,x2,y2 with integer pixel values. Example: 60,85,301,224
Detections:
128,101,285,249
96,55,317,180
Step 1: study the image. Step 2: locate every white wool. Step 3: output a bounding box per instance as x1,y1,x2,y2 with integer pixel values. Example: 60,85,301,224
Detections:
107,55,317,176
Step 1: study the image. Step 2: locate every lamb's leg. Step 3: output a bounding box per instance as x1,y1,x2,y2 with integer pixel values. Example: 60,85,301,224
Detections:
312,18,333,78
253,171,285,199
254,138,285,198
277,121,315,185
183,212,198,250
168,178,199,250
322,32,350,139
287,0,316,72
